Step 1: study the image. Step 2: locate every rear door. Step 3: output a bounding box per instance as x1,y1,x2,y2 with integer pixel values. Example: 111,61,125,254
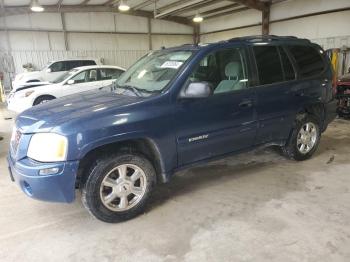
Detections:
175,46,257,166
46,61,66,81
61,69,102,97
98,68,125,88
252,45,297,144
286,44,330,106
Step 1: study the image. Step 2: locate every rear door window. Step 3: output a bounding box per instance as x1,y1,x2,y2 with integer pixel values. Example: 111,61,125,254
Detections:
65,60,81,70
99,68,124,80
279,47,295,81
253,46,284,85
288,45,324,78
49,61,65,72
81,60,96,66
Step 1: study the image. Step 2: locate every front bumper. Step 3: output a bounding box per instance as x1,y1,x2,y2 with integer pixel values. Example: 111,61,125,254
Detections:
7,97,32,113
7,154,79,203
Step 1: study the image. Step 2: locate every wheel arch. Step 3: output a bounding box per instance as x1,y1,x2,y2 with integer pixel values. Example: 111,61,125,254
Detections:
295,102,326,130
33,94,56,105
76,137,168,189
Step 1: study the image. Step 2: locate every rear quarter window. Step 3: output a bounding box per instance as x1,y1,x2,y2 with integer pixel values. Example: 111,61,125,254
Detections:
288,45,325,78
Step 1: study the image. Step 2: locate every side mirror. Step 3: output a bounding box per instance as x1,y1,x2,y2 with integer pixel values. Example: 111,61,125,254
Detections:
67,79,75,85
45,68,52,73
180,82,212,99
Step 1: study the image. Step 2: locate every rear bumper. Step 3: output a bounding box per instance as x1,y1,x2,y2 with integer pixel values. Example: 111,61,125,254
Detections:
323,99,337,131
7,154,79,203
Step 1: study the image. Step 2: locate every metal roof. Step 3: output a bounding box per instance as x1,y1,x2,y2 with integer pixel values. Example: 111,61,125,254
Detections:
0,0,285,25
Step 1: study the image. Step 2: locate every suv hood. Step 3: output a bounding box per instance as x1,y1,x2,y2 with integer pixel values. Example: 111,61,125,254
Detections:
16,90,145,134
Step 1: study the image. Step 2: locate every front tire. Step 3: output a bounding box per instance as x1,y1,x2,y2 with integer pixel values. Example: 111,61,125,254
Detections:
282,115,321,161
81,153,156,223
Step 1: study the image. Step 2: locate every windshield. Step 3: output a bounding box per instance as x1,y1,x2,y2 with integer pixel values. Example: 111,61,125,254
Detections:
51,69,80,84
115,50,193,95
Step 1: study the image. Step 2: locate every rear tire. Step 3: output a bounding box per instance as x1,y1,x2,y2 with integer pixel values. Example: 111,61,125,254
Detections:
81,153,156,223
282,115,321,161
33,95,55,106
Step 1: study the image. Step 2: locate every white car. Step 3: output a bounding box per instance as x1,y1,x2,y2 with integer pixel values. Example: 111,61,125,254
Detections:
12,58,99,90
7,65,125,113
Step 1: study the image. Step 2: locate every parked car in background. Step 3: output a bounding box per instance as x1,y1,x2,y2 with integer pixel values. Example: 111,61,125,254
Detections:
336,68,350,117
12,58,99,90
7,65,125,113
7,36,337,223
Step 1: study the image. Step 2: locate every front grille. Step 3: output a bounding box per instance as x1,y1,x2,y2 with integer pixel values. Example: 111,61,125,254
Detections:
11,128,22,156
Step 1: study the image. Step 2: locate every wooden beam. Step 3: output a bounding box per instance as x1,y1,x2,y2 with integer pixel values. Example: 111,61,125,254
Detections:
193,24,200,45
261,2,270,35
189,3,241,18
229,0,266,11
80,0,91,5
205,6,249,19
133,0,155,10
103,0,116,6
147,17,152,50
170,0,228,16
60,12,69,50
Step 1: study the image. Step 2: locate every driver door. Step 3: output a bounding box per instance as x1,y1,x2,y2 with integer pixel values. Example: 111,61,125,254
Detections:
175,46,257,166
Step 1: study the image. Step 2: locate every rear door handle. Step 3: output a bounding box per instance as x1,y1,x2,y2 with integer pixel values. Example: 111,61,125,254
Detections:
239,99,253,108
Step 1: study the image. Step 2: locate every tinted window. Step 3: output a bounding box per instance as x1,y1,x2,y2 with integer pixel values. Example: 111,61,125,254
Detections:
288,45,324,78
99,68,124,80
65,60,81,70
279,47,295,81
49,62,65,72
253,46,283,85
81,60,96,66
189,47,248,94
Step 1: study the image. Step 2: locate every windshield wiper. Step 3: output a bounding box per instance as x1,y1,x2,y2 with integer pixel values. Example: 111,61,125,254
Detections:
111,84,143,97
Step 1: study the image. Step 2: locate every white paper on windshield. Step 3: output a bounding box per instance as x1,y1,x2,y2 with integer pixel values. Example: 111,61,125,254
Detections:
161,61,183,69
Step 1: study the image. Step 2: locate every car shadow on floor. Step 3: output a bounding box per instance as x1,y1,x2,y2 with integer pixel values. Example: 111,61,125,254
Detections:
147,149,290,211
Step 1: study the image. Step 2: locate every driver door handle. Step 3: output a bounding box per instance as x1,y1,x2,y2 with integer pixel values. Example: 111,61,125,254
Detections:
239,99,253,108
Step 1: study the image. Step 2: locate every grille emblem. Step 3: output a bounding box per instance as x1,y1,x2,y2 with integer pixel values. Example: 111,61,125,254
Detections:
11,129,22,154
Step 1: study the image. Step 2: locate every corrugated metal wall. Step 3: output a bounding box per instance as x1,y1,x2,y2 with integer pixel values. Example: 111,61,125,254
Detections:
10,49,148,72
0,50,148,91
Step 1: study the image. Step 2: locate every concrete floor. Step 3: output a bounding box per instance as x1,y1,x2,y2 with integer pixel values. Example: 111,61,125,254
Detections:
1,104,350,262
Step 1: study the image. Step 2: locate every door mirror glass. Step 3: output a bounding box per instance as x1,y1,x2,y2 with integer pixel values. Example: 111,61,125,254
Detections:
67,79,75,85
180,82,212,98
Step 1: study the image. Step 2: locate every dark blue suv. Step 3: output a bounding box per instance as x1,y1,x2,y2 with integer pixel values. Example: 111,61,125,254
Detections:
7,35,337,222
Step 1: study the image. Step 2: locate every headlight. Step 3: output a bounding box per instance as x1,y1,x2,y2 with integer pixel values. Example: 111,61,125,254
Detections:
24,90,34,97
15,90,34,98
27,133,68,162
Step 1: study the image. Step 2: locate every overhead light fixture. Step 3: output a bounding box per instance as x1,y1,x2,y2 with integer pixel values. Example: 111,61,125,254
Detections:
193,13,203,23
31,0,44,12
118,0,130,12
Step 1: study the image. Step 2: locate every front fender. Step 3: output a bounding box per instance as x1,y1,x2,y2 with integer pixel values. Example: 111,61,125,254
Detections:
77,130,148,159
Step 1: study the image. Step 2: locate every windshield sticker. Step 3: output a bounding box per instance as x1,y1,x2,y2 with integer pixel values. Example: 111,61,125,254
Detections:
160,61,183,69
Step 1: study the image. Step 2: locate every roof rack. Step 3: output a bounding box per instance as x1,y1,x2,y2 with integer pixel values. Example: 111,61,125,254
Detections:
228,35,310,43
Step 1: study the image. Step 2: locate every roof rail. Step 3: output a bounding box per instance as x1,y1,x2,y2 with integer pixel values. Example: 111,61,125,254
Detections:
228,35,309,43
